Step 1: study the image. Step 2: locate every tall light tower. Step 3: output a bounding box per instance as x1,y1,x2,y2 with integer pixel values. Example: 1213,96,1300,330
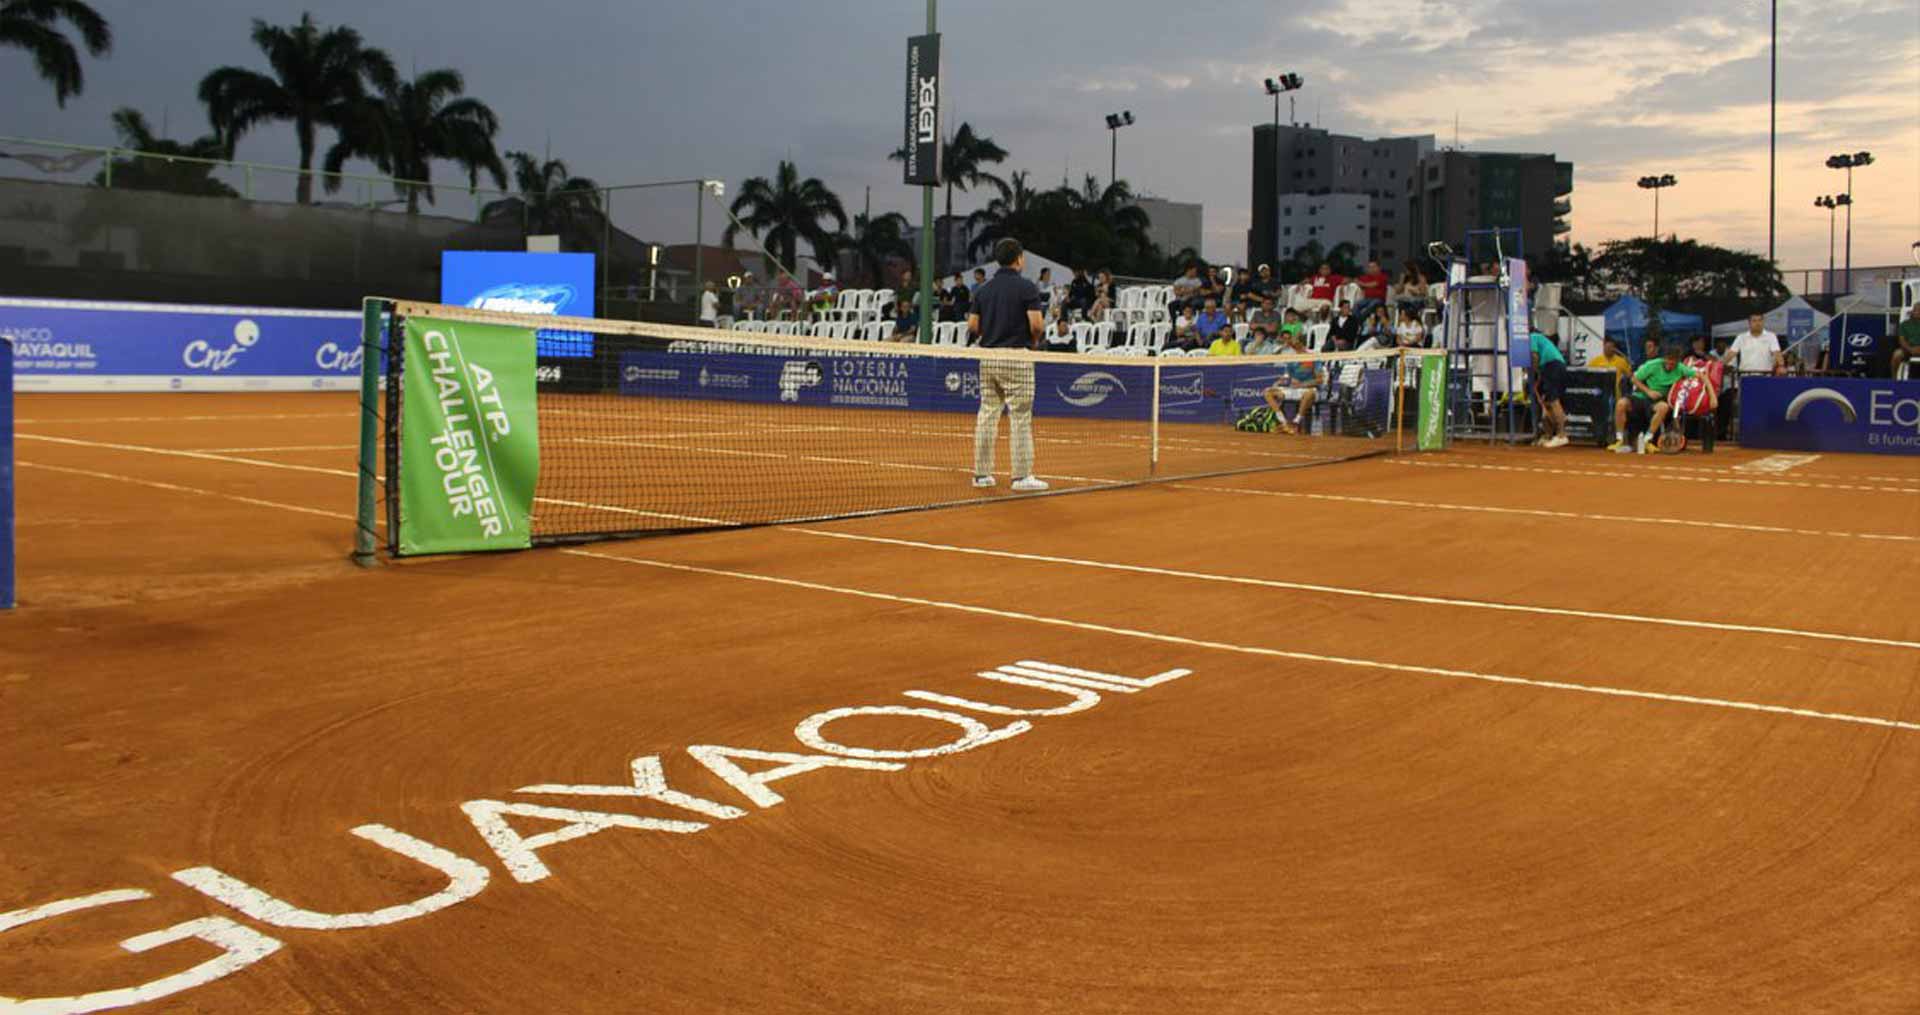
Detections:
1260,73,1303,275
1104,111,1134,188
1824,151,1873,294
1813,194,1848,293
1636,174,1677,239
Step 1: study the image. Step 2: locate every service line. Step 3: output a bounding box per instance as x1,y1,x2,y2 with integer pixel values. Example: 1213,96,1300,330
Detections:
1175,483,1920,543
1394,458,1919,495
566,548,1920,734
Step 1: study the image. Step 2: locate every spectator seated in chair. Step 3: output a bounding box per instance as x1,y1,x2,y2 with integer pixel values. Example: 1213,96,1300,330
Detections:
1894,303,1920,379
1193,299,1229,342
1300,262,1344,312
1353,259,1391,320
1171,264,1204,312
1242,322,1281,356
1587,336,1633,396
1207,327,1242,357
888,298,919,342
1611,344,1708,454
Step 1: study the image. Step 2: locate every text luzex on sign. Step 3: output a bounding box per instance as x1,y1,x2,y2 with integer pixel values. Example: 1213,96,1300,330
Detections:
903,33,942,187
398,317,540,554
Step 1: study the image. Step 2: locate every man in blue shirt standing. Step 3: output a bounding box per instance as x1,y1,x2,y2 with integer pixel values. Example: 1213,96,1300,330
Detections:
968,238,1048,493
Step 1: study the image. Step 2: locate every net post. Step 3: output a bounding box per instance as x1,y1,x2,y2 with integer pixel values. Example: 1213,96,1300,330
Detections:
1,334,13,608
1394,351,1405,455
1149,357,1161,473
352,298,385,568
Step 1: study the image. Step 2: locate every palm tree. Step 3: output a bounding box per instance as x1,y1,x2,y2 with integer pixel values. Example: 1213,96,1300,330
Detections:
197,12,392,205
92,107,236,197
322,61,505,213
841,211,913,287
481,151,601,236
723,160,847,273
0,0,110,107
1075,175,1152,254
965,170,1038,260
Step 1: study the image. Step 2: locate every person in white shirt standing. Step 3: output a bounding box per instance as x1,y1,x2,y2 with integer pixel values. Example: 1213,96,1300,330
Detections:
1721,313,1782,436
698,282,720,328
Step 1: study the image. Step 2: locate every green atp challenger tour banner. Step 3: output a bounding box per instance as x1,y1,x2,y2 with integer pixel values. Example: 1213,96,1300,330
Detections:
1416,353,1448,451
399,317,539,554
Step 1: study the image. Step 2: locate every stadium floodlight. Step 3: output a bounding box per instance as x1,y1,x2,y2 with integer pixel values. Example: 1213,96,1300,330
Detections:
703,180,725,198
1813,194,1849,289
1825,152,1872,293
1635,174,1677,239
1257,73,1305,273
1105,111,1135,185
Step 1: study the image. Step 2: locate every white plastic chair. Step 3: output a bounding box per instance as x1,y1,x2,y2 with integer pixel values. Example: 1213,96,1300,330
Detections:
1069,323,1096,354
1233,323,1251,345
1148,322,1172,354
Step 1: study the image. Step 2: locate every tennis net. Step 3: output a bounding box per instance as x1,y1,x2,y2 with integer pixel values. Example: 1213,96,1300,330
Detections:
360,300,1443,556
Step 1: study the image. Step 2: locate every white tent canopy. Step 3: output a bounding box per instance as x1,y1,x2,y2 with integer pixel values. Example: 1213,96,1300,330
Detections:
1711,294,1829,338
961,250,1077,286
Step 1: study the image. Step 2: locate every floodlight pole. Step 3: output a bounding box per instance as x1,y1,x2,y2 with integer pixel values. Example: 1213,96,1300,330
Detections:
694,183,705,301
917,0,937,345
1768,0,1776,264
1842,164,1853,295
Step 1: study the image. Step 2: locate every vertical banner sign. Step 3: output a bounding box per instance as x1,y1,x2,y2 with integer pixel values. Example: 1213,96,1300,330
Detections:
398,317,540,555
903,34,943,186
1505,258,1531,350
1417,353,1449,451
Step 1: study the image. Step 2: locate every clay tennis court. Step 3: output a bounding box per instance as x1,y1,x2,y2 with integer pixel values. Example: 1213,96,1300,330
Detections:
4,391,1918,1013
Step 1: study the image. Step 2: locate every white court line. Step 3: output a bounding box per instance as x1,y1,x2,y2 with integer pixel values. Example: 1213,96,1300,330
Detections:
17,433,357,479
1393,458,1919,495
788,528,1920,651
14,412,352,425
1445,447,1920,485
193,445,356,453
564,549,1920,734
17,462,354,520
1175,483,1920,543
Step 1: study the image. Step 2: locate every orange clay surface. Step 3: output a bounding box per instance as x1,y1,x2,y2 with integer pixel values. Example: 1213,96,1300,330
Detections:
2,392,1917,1013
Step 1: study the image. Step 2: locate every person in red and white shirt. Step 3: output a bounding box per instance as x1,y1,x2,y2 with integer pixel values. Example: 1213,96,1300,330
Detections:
1298,263,1344,313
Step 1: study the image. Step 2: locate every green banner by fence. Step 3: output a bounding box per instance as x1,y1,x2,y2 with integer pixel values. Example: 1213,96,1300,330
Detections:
1416,353,1448,452
398,317,539,555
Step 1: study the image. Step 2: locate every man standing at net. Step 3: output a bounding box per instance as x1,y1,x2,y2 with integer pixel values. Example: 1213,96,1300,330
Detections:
969,238,1048,492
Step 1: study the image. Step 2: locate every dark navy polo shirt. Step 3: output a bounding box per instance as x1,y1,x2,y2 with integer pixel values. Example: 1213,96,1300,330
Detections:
973,267,1042,349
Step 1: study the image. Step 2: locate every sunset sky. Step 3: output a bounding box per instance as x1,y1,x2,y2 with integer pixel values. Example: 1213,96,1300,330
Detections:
5,0,1915,273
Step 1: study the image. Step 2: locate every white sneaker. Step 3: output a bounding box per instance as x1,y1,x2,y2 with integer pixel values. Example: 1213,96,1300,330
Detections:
971,475,996,489
1010,476,1050,493
1543,434,1569,448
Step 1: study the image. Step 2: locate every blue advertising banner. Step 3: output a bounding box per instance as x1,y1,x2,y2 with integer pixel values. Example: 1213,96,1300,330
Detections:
3,298,365,392
1785,307,1815,345
440,251,596,358
1738,376,1920,455
618,346,1395,428
1825,314,1887,374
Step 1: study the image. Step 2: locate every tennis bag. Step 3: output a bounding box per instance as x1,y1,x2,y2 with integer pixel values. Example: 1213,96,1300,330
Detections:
1667,355,1723,417
1235,406,1280,433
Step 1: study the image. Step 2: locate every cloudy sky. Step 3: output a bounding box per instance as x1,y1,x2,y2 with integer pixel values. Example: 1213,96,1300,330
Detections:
4,0,1915,273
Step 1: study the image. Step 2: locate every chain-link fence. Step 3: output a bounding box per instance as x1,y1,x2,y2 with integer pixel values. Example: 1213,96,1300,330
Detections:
0,136,726,318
